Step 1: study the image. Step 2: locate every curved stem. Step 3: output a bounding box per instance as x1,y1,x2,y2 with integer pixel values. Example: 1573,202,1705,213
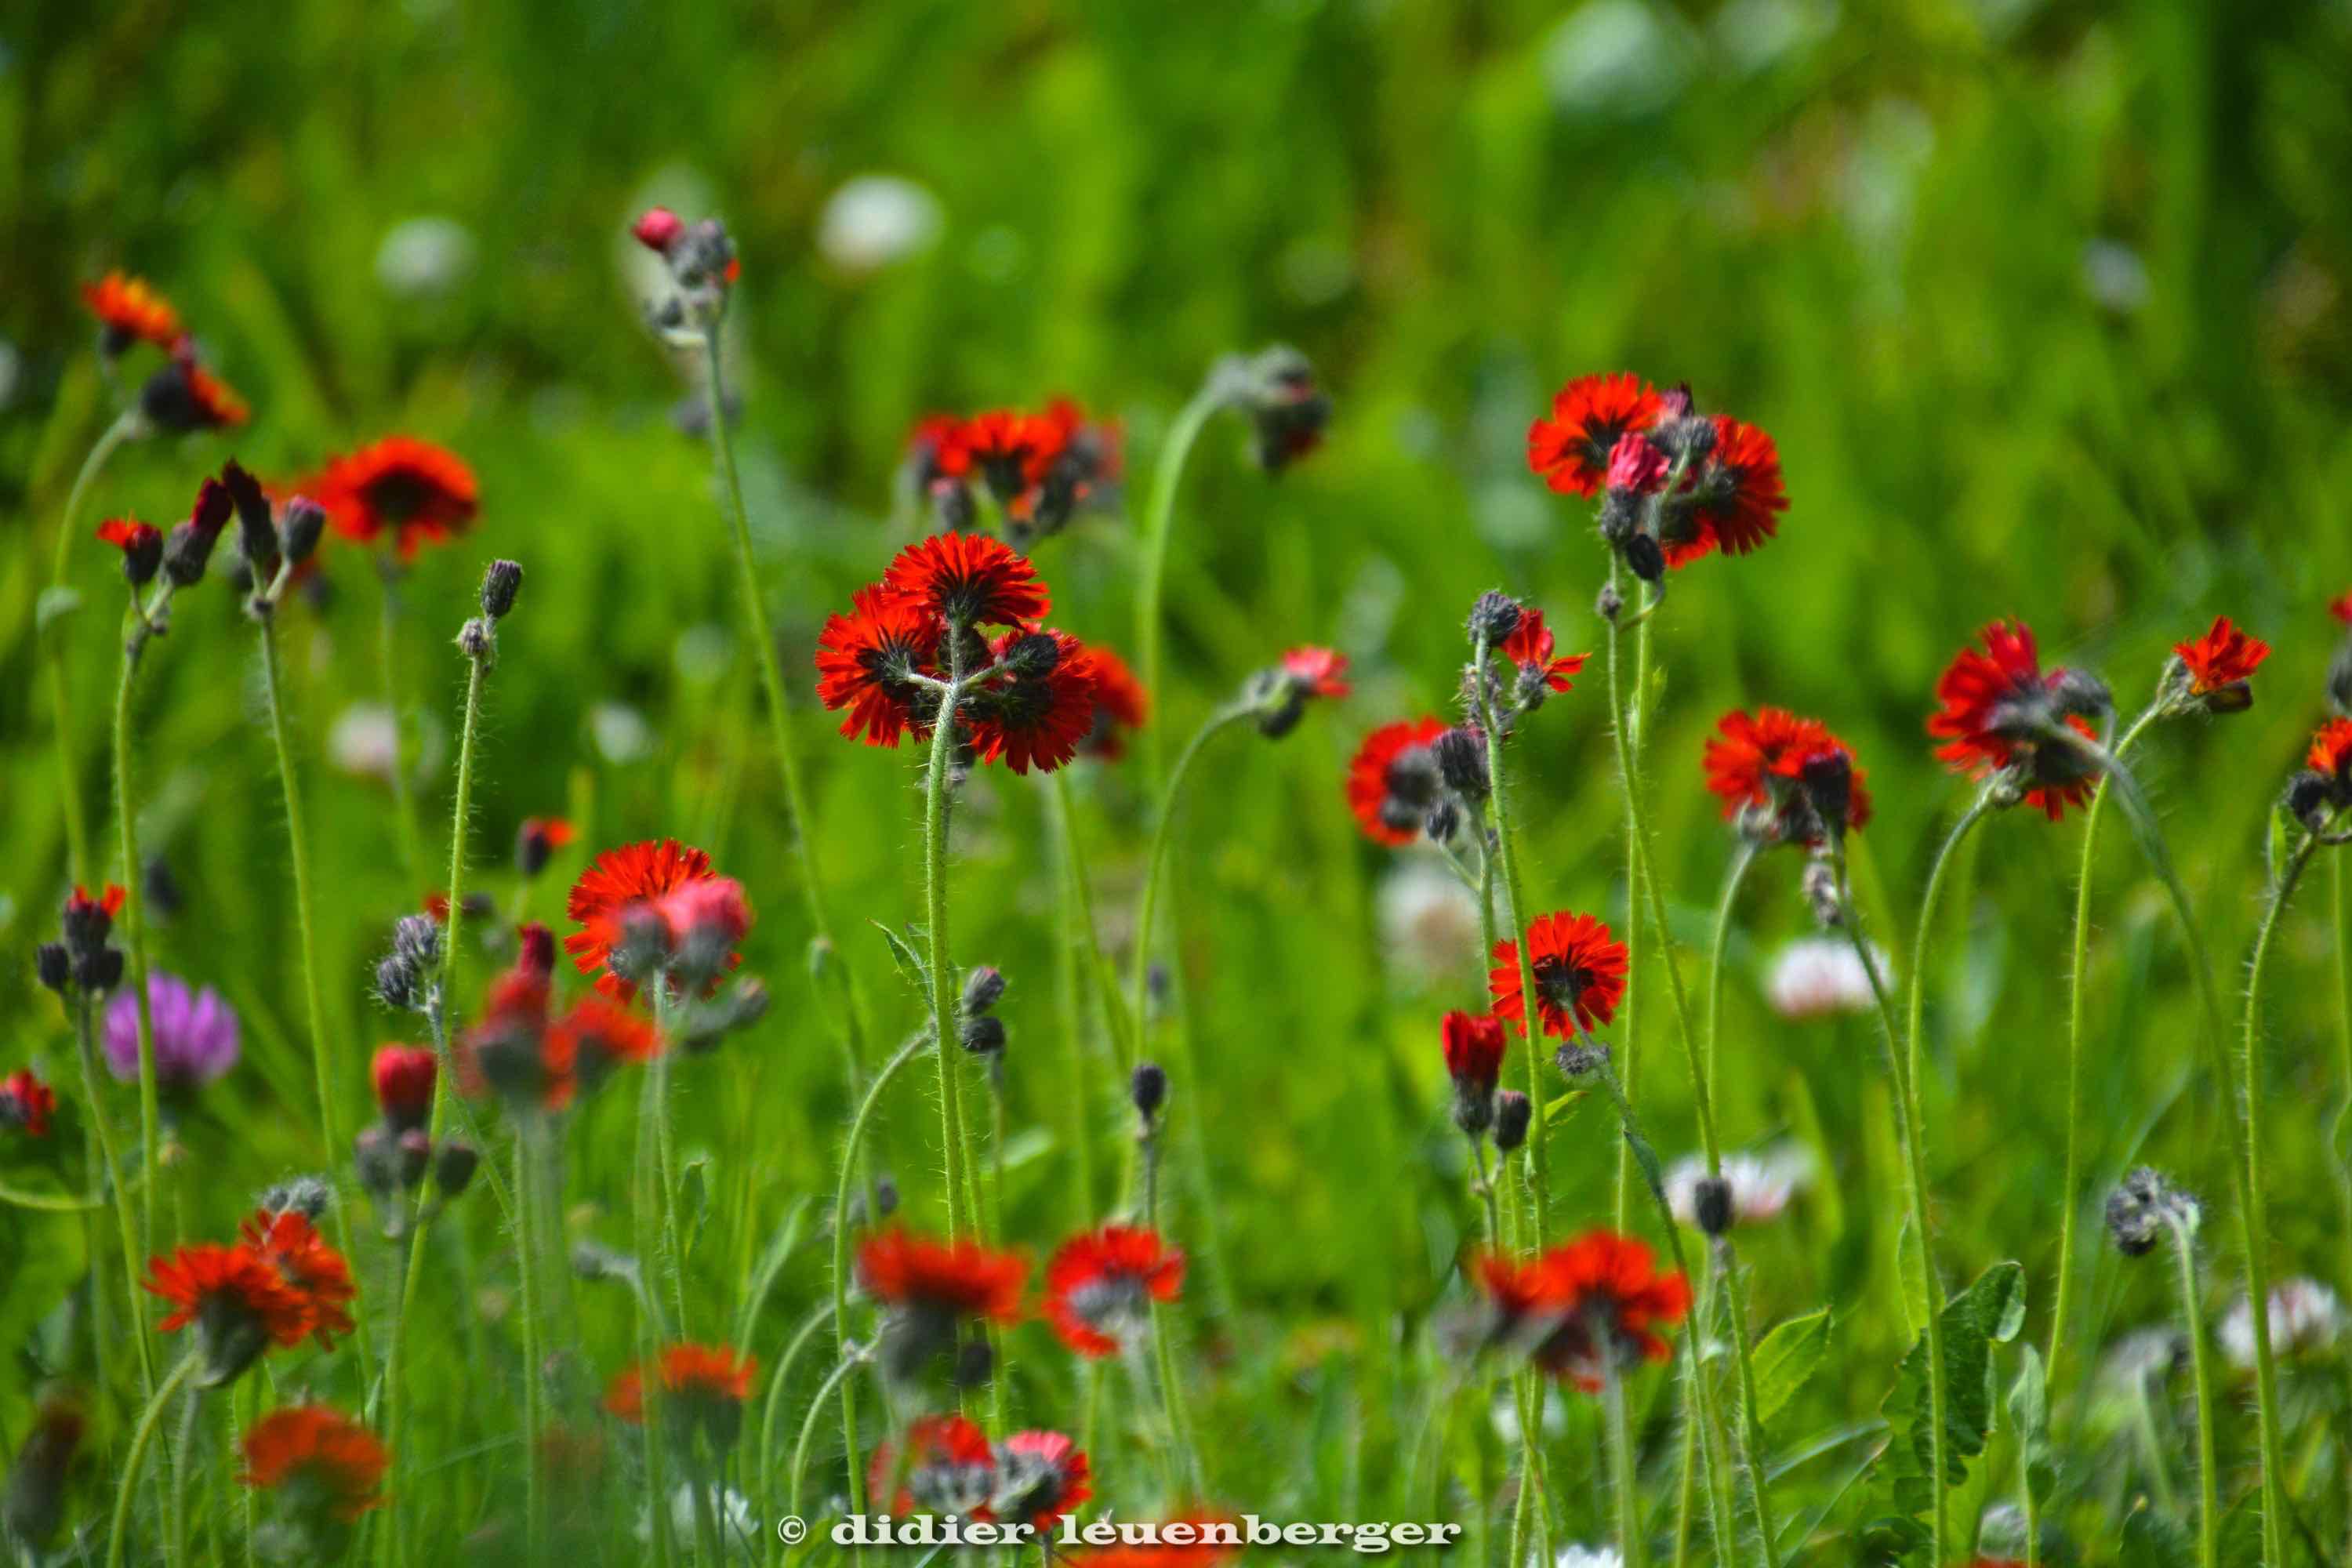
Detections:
1129,705,1254,1025
923,644,972,1243
1703,842,1759,1147
701,331,872,1111
1904,798,1992,1095
757,1303,834,1565
2166,1215,2220,1568
44,409,139,887
73,992,154,1396
1047,775,1103,1218
2332,854,2352,1313
787,1354,866,1525
1617,604,1653,1229
1472,635,1552,1239
1134,381,1224,788
103,1352,199,1568
111,619,164,1260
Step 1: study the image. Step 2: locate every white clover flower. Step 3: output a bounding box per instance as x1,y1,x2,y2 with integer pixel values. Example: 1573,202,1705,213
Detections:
2099,1325,2186,1396
1664,1145,1812,1229
2221,1277,2343,1369
818,176,943,274
1378,857,1482,983
328,702,444,786
1765,936,1888,1020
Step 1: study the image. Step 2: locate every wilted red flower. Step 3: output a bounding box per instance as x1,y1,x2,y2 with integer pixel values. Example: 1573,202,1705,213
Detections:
858,1227,1027,1323
994,1429,1093,1533
1527,374,1663,498
605,1343,757,1450
1441,1011,1508,1098
965,629,1099,775
371,1045,437,1130
868,1415,996,1517
564,839,720,1002
2,1069,57,1138
1044,1225,1185,1357
2173,615,2270,696
240,1406,389,1523
1474,1229,1691,1391
82,271,183,353
1928,620,2103,820
1662,416,1786,568
816,584,945,748
880,532,1051,628
1490,912,1629,1040
1500,608,1588,694
1281,646,1352,699
1702,707,1871,837
1083,645,1150,760
1345,717,1450,847
306,437,478,560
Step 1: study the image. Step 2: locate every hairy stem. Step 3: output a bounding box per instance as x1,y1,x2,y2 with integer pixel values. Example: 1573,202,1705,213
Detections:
1047,775,1103,1218
923,639,972,1243
43,408,139,887
2165,1214,2220,1568
1472,633,1552,1239
1134,380,1224,787
375,568,426,887
103,1352,199,1568
74,992,154,1395
109,613,163,1263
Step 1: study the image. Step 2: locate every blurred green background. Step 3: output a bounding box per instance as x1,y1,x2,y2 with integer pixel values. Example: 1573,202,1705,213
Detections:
8,0,2352,1557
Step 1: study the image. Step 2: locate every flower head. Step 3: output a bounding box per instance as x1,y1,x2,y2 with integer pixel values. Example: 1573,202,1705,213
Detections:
96,518,165,587
1,1069,56,1138
1473,1230,1691,1390
372,1045,437,1133
815,585,946,748
1927,621,2103,820
140,348,249,433
103,971,241,1096
880,532,1049,629
1662,416,1786,568
306,437,478,561
2311,718,2352,786
564,839,723,1003
1490,913,1629,1041
1282,646,1352,699
1528,375,1664,498
859,1227,1027,1381
82,271,183,354
546,996,663,1102
992,1430,1093,1533
605,1343,757,1450
239,1406,389,1525
1044,1225,1185,1358
964,629,1099,775
1605,434,1668,495
1083,645,1150,760
147,1209,354,1385
1702,708,1871,841
868,1415,996,1517
1499,608,1588,694
1345,717,1450,846
2172,615,2269,705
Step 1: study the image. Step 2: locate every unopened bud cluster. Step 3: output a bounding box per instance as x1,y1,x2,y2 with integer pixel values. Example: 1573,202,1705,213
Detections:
458,558,524,666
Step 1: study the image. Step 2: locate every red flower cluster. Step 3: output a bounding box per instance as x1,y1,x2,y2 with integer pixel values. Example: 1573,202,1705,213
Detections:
564,839,750,1002
1044,1225,1185,1357
301,437,478,561
1527,375,1786,570
1702,707,1871,840
82,271,183,354
2172,615,2270,698
147,1208,358,1381
1345,717,1450,846
239,1406,389,1524
96,518,165,587
906,400,1123,540
816,534,1105,773
604,1342,758,1448
1473,1230,1691,1390
1927,620,2102,821
1490,913,1629,1042
458,925,660,1111
1,1068,56,1138
2310,718,2352,785
1526,374,1661,499
858,1227,1028,1323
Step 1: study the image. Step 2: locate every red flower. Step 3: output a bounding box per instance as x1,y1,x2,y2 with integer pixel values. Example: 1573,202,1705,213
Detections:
1664,416,1786,568
546,996,663,1102
306,437,478,560
517,817,575,877
1606,432,1668,494
630,208,686,252
994,1429,1093,1532
239,1208,358,1349
1083,644,1150,760
563,839,721,1002
816,584,946,748
239,1406,389,1523
82,272,183,352
1500,608,1588,694
1527,374,1663,498
147,349,249,431
952,408,1066,495
868,1415,996,1516
96,518,164,583
604,1342,757,1432
2310,718,2352,783
1475,1229,1691,1390
1701,707,1871,837
965,629,1099,775
880,532,1051,629
147,1241,310,1348
859,1227,1027,1323
1044,1225,1185,1357
1490,912,1629,1040
1282,646,1352,699
2332,591,2352,626
1345,717,1450,847
1927,621,2103,820
2173,615,2270,695
2,1069,56,1138
371,1046,437,1128
455,956,577,1110
68,884,127,923
1441,1011,1508,1097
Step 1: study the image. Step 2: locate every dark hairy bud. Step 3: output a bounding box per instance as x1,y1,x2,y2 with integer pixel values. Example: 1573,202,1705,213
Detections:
1423,800,1461,843
1798,750,1853,836
458,617,495,662
2047,667,2113,722
396,1128,433,1189
279,497,328,566
1434,727,1489,801
2285,771,2333,835
1493,1091,1532,1153
1595,582,1624,622
36,942,71,995
1693,1176,1735,1238
1131,1062,1168,1121
481,559,524,620
963,966,1007,1015
1468,590,1523,646
1624,532,1666,585
220,460,278,577
2107,1166,2195,1257
960,1014,1007,1055
434,1140,480,1197
376,955,418,1012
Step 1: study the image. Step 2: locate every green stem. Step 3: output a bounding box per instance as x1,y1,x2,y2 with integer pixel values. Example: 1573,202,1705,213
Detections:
1472,634,1552,1239
1047,776,1103,1219
1130,706,1254,1024
71,992,153,1395
375,568,425,887
2166,1214,2220,1568
1604,1359,1642,1568
652,985,688,1335
1715,1237,1783,1568
1904,799,1991,1097
787,1354,866,1525
757,1304,833,1567
111,611,164,1261
1704,842,1759,1130
701,329,872,1116
169,1373,200,1566
923,644,971,1242
103,1352,199,1568
256,608,378,1388
1134,380,1225,788
2332,854,2352,1312
1140,1132,1203,1497
515,1129,546,1561
1617,604,1653,1231
44,408,139,887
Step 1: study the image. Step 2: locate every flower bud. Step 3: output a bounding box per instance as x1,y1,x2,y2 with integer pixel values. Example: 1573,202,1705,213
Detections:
163,478,234,588
2107,1166,2196,1257
434,1139,479,1197
260,1175,332,1220
354,1124,399,1200
963,966,1007,1014
220,460,279,579
1002,633,1060,680
481,559,524,620
1131,1062,1168,1121
1468,590,1523,646
960,1014,1007,1055
279,497,328,566
1423,800,1461,843
396,1128,433,1189
1798,750,1853,837
2286,771,2333,835
631,207,686,252
1624,532,1666,585
458,616,495,662
1493,1091,1532,1154
1693,1176,1734,1238
1434,727,1490,801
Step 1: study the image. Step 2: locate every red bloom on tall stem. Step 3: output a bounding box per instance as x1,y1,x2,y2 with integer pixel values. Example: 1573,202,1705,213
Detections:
1927,620,2103,820
147,1242,310,1345
1702,707,1871,835
239,1406,389,1523
306,437,479,560
371,1045,437,1131
563,839,720,1002
1665,416,1786,567
994,1429,1094,1532
868,1415,996,1515
1281,645,1352,699
1499,608,1588,693
239,1208,359,1348
82,271,183,352
1475,1230,1691,1390
2310,718,2352,783
604,1343,758,1432
1527,374,1663,497
1083,644,1150,760
965,629,1098,775
858,1227,1028,1323
880,532,1050,628
546,996,663,1103
1043,1225,1185,1357
149,350,249,430
1490,912,1629,1040
1345,717,1450,846
96,518,165,583
1440,1011,1508,1098
815,585,945,747
2,1069,56,1138
2173,615,2270,695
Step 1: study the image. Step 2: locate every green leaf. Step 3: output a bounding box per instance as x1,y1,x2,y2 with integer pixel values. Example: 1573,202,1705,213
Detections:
1895,1216,1928,1341
1541,1089,1588,1126
1876,1260,2027,1523
1751,1308,1832,1429
731,1196,811,1350
869,920,931,997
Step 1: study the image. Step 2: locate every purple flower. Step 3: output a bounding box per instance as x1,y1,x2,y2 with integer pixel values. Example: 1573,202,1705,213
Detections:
103,971,240,1094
